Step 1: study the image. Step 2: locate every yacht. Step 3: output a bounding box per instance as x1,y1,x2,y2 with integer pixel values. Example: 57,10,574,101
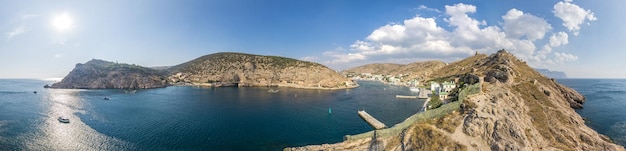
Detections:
58,116,70,123
409,87,420,92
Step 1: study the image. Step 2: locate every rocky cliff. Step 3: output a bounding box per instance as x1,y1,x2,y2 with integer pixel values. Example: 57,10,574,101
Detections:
50,59,169,89
168,52,356,89
286,50,624,151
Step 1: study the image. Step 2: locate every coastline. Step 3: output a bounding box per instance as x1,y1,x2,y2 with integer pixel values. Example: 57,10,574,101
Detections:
178,82,359,90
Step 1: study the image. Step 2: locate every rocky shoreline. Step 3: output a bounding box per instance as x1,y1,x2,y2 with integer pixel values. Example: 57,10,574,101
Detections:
173,81,359,90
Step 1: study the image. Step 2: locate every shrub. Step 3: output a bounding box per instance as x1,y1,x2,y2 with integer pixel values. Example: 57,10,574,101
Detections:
428,94,442,109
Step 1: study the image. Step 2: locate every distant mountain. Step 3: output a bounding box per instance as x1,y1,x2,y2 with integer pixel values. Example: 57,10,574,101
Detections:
51,59,169,89
534,68,568,78
341,61,447,81
149,66,172,70
168,52,356,89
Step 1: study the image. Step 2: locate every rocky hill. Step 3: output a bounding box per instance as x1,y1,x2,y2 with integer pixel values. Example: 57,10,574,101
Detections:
167,52,356,89
52,53,356,90
341,61,446,81
287,50,624,150
50,59,169,89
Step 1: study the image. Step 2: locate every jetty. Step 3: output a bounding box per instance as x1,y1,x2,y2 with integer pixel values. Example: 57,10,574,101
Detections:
396,95,417,99
418,88,430,99
357,110,387,130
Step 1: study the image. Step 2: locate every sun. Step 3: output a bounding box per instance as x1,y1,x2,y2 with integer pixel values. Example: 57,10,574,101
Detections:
52,13,73,31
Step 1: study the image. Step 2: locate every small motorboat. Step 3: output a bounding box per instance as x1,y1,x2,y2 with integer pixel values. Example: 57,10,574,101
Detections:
58,116,70,123
268,89,279,93
124,89,137,94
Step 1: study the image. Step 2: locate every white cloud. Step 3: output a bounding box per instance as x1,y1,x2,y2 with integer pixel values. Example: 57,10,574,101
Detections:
366,16,447,48
532,32,571,67
549,32,569,47
6,26,27,40
322,2,589,70
417,5,441,13
502,9,552,41
444,3,482,30
553,0,596,35
554,52,578,63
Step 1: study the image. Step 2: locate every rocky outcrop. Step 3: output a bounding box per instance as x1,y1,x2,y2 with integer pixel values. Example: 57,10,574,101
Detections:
287,50,624,150
50,59,169,89
555,80,586,108
168,52,356,89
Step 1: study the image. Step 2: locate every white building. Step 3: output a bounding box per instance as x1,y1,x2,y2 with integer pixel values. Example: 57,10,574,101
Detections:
441,81,456,93
430,81,441,93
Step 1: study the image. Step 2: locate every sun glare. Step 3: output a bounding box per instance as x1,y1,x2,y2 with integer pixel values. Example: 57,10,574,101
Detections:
53,13,73,31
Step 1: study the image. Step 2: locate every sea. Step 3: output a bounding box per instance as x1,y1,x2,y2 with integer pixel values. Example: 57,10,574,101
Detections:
559,79,626,146
0,79,425,150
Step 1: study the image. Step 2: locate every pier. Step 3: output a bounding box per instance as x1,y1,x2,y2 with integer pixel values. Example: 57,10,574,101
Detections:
396,95,417,99
418,88,430,99
357,110,387,130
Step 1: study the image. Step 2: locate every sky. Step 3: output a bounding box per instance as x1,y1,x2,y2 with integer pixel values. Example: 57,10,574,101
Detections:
1,0,625,79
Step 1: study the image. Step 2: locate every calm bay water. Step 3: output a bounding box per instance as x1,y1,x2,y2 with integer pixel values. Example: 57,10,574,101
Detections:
559,79,626,147
0,79,423,150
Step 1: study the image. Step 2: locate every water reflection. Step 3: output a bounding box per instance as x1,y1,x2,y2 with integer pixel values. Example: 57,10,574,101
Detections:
23,89,132,150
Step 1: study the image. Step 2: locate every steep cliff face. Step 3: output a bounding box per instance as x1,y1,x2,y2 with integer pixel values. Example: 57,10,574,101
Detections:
168,52,355,89
287,50,624,151
50,59,169,89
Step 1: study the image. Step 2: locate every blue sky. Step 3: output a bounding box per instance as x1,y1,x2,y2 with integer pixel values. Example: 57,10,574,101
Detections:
1,0,625,78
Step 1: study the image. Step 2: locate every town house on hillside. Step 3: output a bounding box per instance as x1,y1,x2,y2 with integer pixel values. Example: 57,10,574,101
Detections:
430,81,456,100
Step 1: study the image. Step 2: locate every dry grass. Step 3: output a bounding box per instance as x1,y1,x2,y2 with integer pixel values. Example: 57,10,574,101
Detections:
384,133,403,151
432,54,487,78
384,112,465,151
430,111,463,133
513,82,575,151
407,124,467,151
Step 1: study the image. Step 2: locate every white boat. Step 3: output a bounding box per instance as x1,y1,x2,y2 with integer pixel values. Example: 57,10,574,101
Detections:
58,116,70,123
268,89,280,93
409,87,420,92
124,89,137,94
